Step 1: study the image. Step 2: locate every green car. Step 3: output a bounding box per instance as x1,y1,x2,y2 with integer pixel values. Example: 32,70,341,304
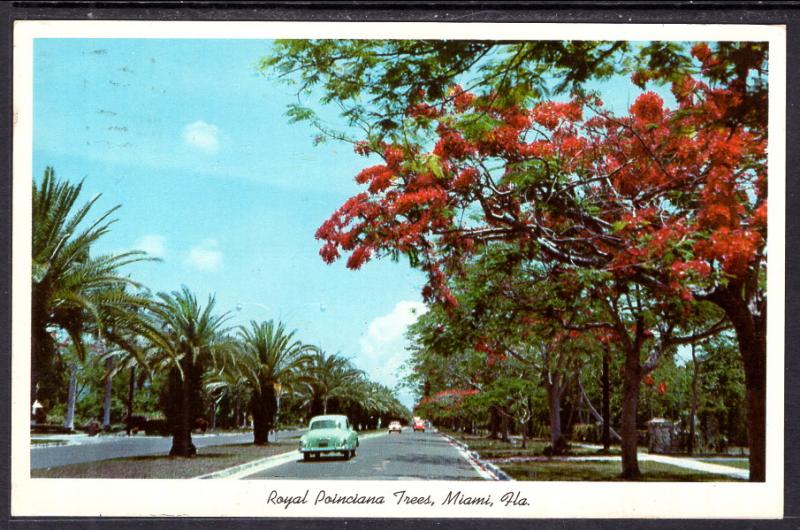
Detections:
299,414,359,460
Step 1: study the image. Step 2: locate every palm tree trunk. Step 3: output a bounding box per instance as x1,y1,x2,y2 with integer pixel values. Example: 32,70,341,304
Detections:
251,384,277,445
169,355,196,457
64,363,78,430
126,366,135,436
102,356,113,430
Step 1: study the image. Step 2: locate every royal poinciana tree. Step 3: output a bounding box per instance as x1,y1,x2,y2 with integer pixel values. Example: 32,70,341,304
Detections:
307,43,768,480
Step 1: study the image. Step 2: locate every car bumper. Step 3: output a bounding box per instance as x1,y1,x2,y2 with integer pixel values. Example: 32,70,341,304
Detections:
300,446,351,453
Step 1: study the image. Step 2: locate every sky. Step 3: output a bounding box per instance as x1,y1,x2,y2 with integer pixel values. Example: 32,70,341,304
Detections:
33,39,431,407
32,39,672,408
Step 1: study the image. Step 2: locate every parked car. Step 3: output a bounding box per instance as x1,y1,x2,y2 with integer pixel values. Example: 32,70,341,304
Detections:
299,414,359,460
413,419,425,432
388,421,402,434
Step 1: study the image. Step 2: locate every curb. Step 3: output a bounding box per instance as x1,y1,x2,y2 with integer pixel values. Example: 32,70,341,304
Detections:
439,433,513,481
193,430,388,480
30,442,68,449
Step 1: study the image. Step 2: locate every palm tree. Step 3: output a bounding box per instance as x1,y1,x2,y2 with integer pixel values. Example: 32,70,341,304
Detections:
351,381,410,428
150,287,230,456
209,320,314,444
32,167,154,413
204,357,249,430
300,350,364,416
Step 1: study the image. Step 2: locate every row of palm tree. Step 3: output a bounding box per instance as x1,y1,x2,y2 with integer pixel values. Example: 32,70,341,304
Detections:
31,167,409,456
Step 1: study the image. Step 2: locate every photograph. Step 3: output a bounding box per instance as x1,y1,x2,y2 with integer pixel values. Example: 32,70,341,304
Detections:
11,20,785,518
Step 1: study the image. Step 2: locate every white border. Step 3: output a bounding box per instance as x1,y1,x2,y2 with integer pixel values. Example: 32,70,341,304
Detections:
11,20,786,518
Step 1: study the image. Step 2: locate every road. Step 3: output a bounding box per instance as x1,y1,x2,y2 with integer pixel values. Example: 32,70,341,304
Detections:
244,429,485,480
31,429,303,470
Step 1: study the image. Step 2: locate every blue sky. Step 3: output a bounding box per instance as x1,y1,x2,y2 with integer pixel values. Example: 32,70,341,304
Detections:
33,39,431,406
33,39,669,408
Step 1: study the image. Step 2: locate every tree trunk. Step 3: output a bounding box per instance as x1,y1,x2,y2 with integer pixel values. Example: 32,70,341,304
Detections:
602,348,611,450
709,286,766,482
102,356,113,430
487,407,500,439
64,363,78,430
251,384,277,445
31,297,55,407
169,354,196,457
499,409,510,442
527,396,535,437
744,362,766,481
689,344,699,456
547,384,563,451
620,346,641,479
210,400,216,431
126,366,135,436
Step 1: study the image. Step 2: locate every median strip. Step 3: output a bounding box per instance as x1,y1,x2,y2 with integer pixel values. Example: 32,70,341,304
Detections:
195,431,389,480
439,432,512,481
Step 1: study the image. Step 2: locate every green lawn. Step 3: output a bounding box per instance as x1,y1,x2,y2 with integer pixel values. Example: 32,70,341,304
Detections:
500,460,740,481
31,442,296,479
445,431,623,458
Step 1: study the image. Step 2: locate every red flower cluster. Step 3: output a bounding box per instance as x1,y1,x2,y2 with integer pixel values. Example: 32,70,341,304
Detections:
316,48,766,314
531,101,583,130
630,92,664,124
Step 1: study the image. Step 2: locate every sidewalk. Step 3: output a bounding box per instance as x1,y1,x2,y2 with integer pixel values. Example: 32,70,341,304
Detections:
31,428,301,447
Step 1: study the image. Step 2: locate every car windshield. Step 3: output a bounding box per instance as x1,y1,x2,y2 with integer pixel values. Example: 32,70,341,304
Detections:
310,419,338,430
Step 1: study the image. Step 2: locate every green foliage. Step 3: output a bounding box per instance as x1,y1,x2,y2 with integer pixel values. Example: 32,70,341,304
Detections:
31,167,157,410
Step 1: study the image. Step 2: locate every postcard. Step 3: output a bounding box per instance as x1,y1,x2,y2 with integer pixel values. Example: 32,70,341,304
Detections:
11,20,785,518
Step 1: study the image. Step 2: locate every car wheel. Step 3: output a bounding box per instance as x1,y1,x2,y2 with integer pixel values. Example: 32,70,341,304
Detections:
303,453,310,461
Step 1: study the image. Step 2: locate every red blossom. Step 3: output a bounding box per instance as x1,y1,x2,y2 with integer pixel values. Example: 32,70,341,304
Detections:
630,91,665,124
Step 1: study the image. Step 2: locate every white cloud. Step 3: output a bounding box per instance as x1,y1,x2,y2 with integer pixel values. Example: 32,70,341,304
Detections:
182,120,220,153
132,234,166,258
358,301,428,400
185,239,223,272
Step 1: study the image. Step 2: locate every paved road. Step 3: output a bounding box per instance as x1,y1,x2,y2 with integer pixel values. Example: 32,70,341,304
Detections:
31,430,303,470
245,429,484,480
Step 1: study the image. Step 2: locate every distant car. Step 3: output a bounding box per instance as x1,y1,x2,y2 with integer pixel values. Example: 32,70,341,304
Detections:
299,414,359,460
413,419,425,432
388,421,402,434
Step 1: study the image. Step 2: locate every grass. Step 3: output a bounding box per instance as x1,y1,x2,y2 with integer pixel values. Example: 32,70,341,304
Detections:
31,442,296,479
500,460,740,482
444,431,624,458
